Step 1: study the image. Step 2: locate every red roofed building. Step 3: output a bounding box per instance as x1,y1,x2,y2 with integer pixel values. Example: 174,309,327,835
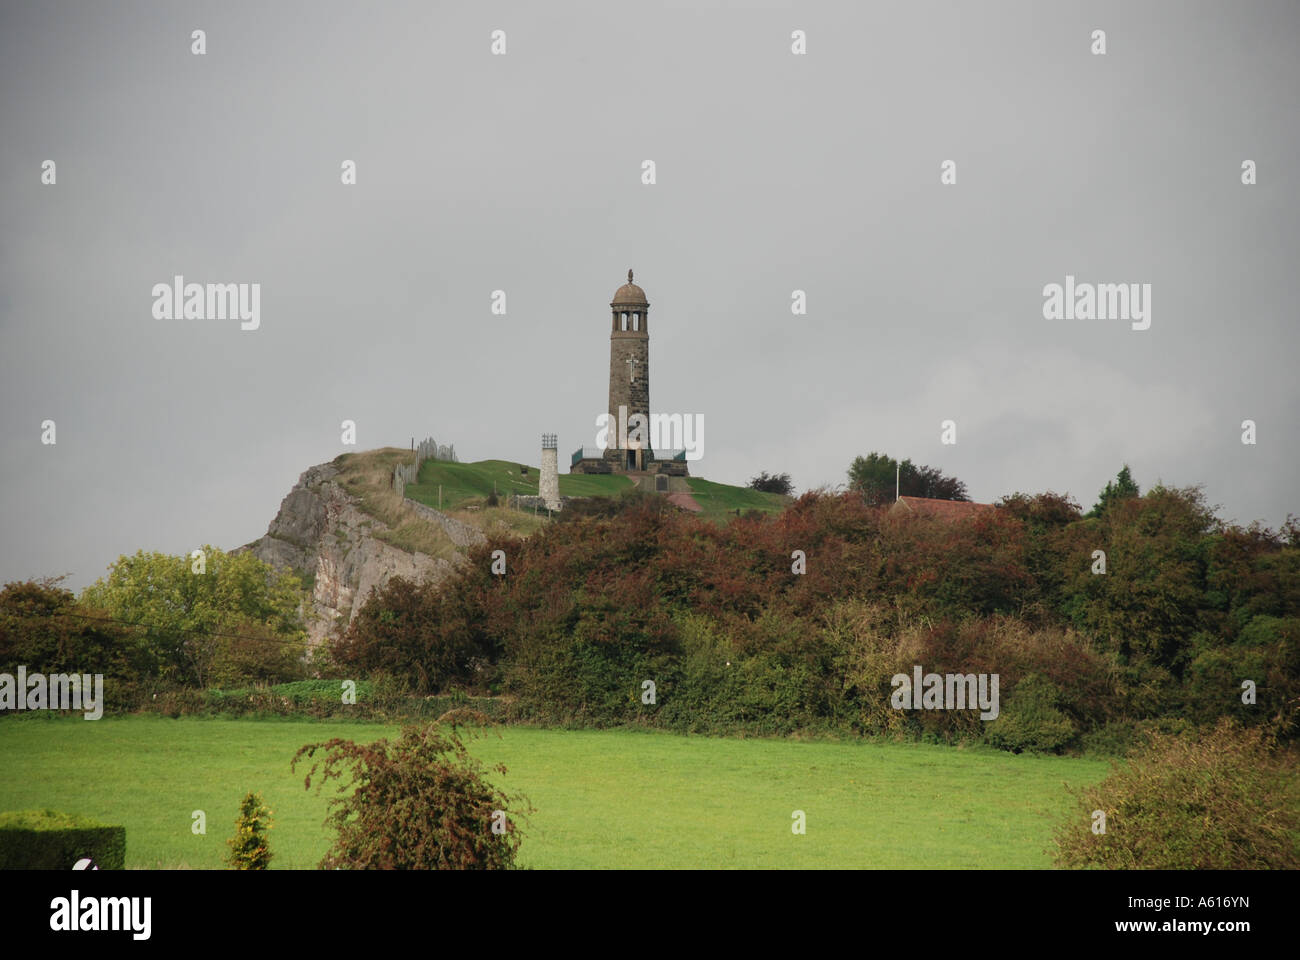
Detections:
890,495,996,520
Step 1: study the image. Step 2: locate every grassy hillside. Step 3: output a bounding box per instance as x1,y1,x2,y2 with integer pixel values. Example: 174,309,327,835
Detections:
404,458,633,512
0,716,1108,868
332,450,547,550
403,457,788,519
332,448,789,549
331,448,458,559
686,477,790,518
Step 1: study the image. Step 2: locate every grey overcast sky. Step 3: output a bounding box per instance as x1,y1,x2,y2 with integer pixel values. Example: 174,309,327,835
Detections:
2,0,1297,591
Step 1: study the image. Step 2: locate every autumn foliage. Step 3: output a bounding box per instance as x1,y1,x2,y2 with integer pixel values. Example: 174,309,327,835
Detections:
332,484,1300,750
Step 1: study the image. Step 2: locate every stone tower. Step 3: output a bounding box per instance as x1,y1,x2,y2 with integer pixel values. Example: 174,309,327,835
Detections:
606,269,652,471
539,433,560,511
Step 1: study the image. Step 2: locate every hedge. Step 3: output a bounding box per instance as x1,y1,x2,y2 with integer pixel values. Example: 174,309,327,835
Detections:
0,809,125,869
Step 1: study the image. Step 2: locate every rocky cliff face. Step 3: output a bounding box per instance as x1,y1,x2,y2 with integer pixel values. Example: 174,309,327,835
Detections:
240,462,459,646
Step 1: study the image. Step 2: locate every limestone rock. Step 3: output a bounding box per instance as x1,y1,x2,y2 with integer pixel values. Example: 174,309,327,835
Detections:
238,461,454,647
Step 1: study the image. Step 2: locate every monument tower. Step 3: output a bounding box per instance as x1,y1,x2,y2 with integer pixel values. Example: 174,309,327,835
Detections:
571,269,687,478
606,269,652,470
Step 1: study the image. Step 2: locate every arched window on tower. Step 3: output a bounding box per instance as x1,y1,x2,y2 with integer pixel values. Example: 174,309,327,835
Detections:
632,312,639,331
621,312,628,331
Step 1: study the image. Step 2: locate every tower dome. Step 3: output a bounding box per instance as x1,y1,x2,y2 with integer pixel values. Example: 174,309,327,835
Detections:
611,269,648,306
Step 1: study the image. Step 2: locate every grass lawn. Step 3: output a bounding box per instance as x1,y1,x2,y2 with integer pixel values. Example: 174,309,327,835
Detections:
685,477,790,518
403,459,632,513
404,458,788,523
0,715,1108,869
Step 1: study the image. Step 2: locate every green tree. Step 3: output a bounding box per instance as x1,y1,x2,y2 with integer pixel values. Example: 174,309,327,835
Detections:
1087,464,1140,518
748,471,793,495
80,547,308,687
0,577,142,680
1061,484,1217,677
226,791,274,870
848,452,968,506
849,452,910,506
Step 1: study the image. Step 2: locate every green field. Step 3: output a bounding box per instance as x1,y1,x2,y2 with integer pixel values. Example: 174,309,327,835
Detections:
0,716,1108,868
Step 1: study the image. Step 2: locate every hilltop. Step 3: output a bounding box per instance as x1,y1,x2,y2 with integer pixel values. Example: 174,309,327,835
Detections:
402,456,788,520
240,447,789,644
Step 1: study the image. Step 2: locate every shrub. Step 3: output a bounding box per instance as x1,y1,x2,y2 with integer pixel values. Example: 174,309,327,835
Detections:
205,614,308,688
1078,719,1142,758
1053,719,1300,868
335,480,1297,743
748,472,794,495
226,792,274,870
0,809,125,869
1183,616,1300,738
823,601,912,736
332,575,491,694
292,717,532,869
554,489,661,522
154,687,207,718
986,673,1077,753
1078,717,1193,758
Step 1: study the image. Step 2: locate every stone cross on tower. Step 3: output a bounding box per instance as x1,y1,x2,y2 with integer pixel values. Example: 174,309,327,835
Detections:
606,268,652,470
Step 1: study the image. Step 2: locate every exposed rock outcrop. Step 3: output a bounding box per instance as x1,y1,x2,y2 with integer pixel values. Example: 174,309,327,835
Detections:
240,462,456,646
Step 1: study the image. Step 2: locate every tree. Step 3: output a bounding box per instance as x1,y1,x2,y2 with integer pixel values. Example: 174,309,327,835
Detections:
1061,484,1217,675
911,463,970,502
748,471,794,496
292,717,532,870
847,452,969,506
226,791,274,870
0,577,141,681
1087,464,1140,518
79,547,308,687
996,492,1082,529
848,452,900,506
